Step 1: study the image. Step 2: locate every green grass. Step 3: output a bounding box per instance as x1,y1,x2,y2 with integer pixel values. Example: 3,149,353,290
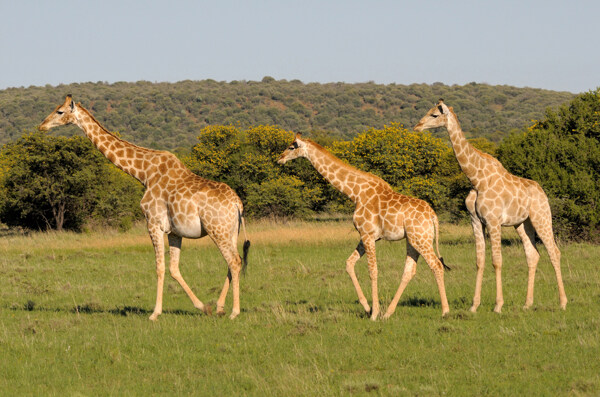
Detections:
1,221,599,396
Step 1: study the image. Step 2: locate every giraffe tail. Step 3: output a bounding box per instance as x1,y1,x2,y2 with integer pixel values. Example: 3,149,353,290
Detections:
433,213,451,271
238,209,251,275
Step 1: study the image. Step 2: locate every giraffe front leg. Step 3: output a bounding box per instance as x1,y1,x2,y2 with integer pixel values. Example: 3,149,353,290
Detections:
382,243,418,320
167,234,208,315
466,191,486,313
488,223,504,313
148,226,166,321
345,241,370,315
362,235,379,321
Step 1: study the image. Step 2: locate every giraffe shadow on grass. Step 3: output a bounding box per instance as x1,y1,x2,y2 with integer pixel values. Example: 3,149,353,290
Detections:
12,301,203,317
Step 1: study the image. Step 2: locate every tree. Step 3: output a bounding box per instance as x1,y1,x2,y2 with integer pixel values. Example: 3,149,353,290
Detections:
497,89,600,241
0,131,143,231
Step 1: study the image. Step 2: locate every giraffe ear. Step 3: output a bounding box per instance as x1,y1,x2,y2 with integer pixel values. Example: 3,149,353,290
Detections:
295,132,303,140
437,104,444,114
70,100,75,111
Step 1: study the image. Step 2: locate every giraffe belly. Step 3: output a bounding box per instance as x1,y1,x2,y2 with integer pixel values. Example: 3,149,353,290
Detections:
382,229,406,241
169,216,206,239
381,224,406,241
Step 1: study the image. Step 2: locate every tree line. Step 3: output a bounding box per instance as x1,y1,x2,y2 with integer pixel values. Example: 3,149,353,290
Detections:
0,88,597,240
0,79,574,151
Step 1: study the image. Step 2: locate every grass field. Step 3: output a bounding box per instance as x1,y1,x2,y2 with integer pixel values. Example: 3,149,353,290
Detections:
1,220,599,395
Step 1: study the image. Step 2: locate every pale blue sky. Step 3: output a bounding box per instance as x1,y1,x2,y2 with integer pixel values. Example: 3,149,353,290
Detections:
0,1,597,93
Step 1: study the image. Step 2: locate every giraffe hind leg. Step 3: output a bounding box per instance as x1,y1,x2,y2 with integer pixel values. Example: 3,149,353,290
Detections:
216,269,231,316
529,206,567,309
345,240,370,315
411,237,450,317
214,238,243,319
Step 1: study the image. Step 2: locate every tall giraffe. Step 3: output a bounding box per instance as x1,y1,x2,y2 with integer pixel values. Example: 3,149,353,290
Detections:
278,134,450,320
39,95,250,320
414,100,567,313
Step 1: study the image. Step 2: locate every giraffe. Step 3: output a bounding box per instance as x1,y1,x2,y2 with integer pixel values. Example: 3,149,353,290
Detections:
39,95,250,320
414,99,567,313
278,134,450,320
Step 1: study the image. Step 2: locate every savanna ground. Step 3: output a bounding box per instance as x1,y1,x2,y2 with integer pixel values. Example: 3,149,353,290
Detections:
0,220,598,396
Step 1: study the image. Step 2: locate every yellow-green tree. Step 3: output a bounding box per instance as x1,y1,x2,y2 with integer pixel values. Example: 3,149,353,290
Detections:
331,123,451,210
186,125,325,218
186,123,493,219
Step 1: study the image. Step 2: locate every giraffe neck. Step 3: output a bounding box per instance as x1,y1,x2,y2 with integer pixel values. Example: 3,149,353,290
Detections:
304,141,379,203
445,109,488,188
74,105,153,185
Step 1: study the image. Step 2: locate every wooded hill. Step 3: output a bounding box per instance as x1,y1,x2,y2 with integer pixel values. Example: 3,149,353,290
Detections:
0,79,575,151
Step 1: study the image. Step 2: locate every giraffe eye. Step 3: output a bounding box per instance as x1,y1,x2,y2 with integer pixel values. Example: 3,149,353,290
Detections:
57,110,64,115
431,114,439,118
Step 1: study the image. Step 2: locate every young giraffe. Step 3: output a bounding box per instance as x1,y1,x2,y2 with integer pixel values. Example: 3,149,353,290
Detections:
39,95,250,320
414,100,567,313
278,134,450,320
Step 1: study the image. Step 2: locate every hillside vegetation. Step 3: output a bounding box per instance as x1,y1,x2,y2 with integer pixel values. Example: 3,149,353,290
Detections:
0,79,574,150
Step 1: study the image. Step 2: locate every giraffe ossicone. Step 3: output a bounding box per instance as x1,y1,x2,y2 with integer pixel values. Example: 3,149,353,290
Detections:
415,100,567,313
278,133,450,320
39,95,250,320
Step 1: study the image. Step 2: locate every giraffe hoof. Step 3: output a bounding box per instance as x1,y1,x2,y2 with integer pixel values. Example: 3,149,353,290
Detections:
216,309,226,317
469,306,478,313
381,313,391,320
442,310,450,317
229,311,240,320
493,306,502,313
149,313,159,321
202,304,213,316
560,300,567,310
522,304,532,310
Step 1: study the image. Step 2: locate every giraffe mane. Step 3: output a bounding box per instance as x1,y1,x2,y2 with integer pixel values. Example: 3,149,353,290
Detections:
446,106,506,168
76,105,155,154
447,107,461,129
304,139,392,188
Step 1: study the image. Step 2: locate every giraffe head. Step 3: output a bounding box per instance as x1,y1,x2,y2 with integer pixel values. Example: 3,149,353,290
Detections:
277,133,308,164
413,99,451,132
39,95,80,131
